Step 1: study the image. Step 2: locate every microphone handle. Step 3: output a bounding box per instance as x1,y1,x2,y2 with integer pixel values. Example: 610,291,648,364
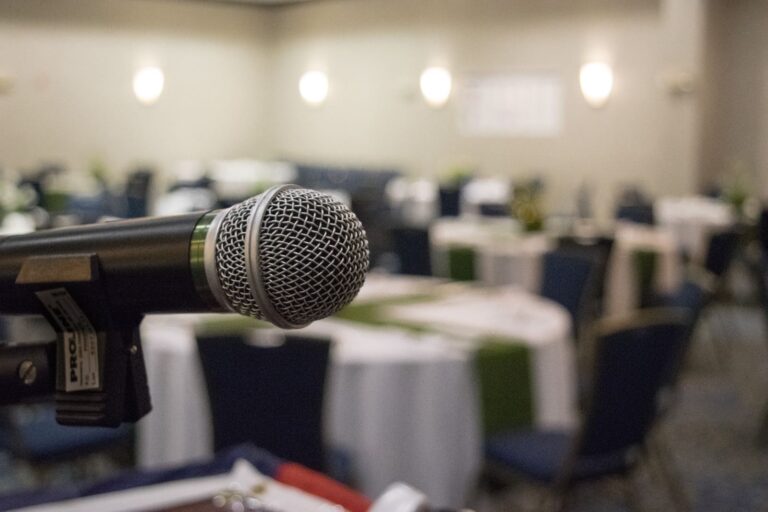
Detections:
0,212,221,316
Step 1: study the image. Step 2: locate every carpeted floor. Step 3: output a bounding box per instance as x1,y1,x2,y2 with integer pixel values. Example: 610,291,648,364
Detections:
662,305,768,512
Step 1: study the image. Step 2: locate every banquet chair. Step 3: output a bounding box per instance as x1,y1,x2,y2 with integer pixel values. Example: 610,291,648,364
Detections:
697,228,743,368
615,204,655,225
703,229,741,281
123,168,153,218
556,235,614,309
758,208,768,255
480,309,690,512
0,402,134,484
196,332,331,472
391,225,432,276
653,279,709,385
438,186,462,217
647,280,708,509
539,249,597,341
752,255,768,446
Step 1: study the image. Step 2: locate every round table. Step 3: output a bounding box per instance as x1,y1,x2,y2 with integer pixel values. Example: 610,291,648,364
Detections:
137,275,577,508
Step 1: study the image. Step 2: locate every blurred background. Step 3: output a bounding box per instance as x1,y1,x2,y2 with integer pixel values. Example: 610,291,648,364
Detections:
2,0,768,511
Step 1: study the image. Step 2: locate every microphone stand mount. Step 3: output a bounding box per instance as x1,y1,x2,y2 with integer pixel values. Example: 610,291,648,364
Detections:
1,253,151,427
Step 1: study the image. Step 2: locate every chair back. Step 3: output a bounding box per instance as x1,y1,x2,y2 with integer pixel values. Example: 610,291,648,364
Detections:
196,332,331,471
758,208,768,254
704,229,740,279
655,281,709,427
540,249,596,339
556,235,614,304
0,403,132,462
658,279,707,322
575,311,689,459
391,226,432,276
615,204,655,225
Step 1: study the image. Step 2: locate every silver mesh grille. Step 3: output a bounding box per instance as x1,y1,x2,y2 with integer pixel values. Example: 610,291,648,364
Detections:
214,187,369,326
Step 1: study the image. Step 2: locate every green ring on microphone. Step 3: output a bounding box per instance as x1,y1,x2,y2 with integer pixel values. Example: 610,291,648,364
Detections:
190,211,222,310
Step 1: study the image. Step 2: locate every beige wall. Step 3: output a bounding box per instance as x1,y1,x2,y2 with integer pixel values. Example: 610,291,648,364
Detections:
0,0,710,219
701,0,768,196
0,0,271,181
266,0,706,219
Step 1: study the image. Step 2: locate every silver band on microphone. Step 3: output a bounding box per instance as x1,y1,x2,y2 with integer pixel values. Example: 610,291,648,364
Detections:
244,184,300,329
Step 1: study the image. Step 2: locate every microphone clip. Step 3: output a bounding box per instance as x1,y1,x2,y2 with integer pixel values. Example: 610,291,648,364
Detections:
14,253,152,427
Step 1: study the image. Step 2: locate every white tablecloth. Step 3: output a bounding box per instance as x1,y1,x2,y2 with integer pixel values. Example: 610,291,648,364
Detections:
476,235,553,291
604,223,683,317
137,276,576,508
655,196,735,263
429,218,553,291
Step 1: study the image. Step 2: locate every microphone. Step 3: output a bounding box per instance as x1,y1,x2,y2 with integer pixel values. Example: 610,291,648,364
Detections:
0,184,369,425
0,184,370,328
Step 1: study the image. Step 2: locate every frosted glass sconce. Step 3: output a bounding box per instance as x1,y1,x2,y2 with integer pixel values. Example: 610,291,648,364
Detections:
420,67,452,108
133,66,164,105
299,71,329,106
579,62,613,108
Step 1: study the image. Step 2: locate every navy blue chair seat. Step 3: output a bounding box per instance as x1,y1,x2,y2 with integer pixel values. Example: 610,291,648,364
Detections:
10,418,130,462
615,204,654,225
0,404,133,463
485,429,630,484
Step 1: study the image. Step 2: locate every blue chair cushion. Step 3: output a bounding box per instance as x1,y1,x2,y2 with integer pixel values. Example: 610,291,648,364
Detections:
485,429,630,483
9,407,132,462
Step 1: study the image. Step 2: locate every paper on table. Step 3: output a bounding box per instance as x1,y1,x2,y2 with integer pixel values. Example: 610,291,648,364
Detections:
13,460,339,512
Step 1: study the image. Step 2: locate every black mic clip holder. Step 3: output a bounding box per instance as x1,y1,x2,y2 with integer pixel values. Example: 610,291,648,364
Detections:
1,253,151,427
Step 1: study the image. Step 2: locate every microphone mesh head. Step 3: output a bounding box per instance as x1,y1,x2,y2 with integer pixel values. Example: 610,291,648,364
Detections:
214,187,369,326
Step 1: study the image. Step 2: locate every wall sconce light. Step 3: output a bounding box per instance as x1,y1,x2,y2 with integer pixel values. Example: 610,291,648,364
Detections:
133,66,165,106
299,71,329,106
420,67,452,108
579,62,613,108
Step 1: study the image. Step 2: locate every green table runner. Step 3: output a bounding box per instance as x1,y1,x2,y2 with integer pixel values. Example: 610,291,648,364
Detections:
632,249,657,308
447,246,476,282
474,340,533,436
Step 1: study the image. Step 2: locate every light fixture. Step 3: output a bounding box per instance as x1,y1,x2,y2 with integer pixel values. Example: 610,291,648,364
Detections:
420,67,452,108
579,62,613,108
299,71,329,106
133,66,165,105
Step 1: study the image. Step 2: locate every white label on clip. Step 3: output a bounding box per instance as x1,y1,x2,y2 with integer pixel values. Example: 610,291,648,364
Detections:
36,288,100,392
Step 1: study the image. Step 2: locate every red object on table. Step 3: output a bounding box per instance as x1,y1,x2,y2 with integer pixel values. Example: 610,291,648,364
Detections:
276,462,372,512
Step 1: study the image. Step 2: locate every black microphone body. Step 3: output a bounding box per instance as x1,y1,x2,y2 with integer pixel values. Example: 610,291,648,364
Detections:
0,185,368,426
0,212,212,316
0,184,369,328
